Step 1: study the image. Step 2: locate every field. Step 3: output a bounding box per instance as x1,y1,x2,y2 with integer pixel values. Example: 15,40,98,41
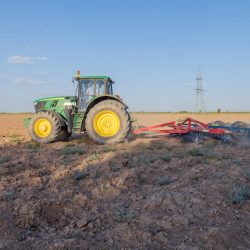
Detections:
1,113,250,142
0,113,250,249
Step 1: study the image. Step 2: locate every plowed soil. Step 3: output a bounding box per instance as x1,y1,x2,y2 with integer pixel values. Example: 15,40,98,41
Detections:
0,113,250,249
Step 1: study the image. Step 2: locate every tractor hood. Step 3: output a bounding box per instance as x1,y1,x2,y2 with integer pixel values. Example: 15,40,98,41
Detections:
34,96,77,113
34,96,76,103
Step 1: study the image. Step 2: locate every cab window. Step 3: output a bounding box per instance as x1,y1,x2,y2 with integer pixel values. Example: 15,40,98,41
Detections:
81,80,94,96
79,80,94,110
107,80,113,94
96,80,105,95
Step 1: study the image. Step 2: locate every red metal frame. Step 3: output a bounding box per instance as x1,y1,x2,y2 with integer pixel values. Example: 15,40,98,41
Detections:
133,117,226,135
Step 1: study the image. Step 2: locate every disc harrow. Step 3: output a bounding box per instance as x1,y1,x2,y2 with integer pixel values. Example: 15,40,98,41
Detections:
133,117,250,142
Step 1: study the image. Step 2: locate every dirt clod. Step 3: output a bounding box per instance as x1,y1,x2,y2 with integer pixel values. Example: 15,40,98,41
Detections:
77,217,88,228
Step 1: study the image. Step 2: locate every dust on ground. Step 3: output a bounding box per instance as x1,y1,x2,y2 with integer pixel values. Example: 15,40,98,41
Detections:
0,113,250,249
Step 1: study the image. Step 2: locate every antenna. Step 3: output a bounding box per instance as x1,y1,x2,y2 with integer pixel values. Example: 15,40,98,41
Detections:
195,68,206,112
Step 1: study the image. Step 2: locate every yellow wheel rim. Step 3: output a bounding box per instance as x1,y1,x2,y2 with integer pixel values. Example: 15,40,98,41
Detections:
34,118,52,137
93,110,120,137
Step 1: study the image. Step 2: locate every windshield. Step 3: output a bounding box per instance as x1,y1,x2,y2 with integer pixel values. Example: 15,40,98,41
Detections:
79,79,113,96
78,79,113,110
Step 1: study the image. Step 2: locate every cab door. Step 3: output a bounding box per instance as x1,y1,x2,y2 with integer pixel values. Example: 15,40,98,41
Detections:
79,79,95,111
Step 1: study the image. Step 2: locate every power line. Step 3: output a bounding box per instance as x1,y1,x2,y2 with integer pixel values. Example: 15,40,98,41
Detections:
195,69,206,112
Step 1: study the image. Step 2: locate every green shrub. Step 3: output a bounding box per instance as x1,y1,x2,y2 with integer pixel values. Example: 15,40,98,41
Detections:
63,145,85,155
158,176,173,186
229,184,250,204
6,190,16,201
27,142,41,150
110,164,120,172
243,170,250,181
101,147,117,153
0,156,11,163
204,150,222,159
146,141,166,150
204,141,217,149
131,117,137,123
214,172,224,179
73,170,89,181
188,147,221,159
188,148,204,157
159,153,172,162
9,134,22,142
113,206,136,223
191,174,200,184
64,142,76,148
87,151,101,161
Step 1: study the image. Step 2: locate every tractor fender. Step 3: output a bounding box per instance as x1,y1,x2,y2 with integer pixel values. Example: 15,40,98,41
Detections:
86,96,128,114
82,96,128,131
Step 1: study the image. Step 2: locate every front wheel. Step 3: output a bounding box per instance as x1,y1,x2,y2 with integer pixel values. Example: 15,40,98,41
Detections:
85,100,131,144
29,111,63,143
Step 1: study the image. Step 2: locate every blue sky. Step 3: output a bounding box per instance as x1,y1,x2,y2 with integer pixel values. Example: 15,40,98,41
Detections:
0,0,249,112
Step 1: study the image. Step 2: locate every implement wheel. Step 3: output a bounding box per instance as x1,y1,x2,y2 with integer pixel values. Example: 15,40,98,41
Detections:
85,100,131,144
231,121,249,140
208,120,226,127
29,111,63,143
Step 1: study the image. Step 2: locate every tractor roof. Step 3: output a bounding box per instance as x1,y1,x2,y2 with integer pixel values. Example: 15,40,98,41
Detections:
76,76,111,79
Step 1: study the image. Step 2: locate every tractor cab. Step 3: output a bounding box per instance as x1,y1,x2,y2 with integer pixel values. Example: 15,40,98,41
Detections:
74,73,114,110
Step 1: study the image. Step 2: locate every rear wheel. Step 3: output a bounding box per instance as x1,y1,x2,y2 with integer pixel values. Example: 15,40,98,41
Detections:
85,100,131,144
29,112,63,143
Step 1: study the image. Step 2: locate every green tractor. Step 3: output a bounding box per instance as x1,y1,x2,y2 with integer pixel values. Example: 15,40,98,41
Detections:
25,71,131,144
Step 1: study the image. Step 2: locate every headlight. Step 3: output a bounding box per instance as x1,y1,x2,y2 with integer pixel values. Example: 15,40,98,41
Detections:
35,101,45,112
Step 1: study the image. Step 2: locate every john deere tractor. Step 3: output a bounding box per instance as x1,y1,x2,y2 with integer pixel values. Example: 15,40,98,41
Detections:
25,71,131,144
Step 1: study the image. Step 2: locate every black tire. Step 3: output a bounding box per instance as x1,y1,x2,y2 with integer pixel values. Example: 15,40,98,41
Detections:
59,128,72,141
230,121,249,140
85,100,131,144
29,111,62,143
181,132,205,144
208,120,225,127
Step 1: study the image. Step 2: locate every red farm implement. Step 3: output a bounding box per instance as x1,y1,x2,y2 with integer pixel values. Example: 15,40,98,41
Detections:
133,117,250,142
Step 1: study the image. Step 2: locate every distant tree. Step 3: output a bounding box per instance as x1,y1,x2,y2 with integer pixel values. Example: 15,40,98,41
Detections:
217,108,221,113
